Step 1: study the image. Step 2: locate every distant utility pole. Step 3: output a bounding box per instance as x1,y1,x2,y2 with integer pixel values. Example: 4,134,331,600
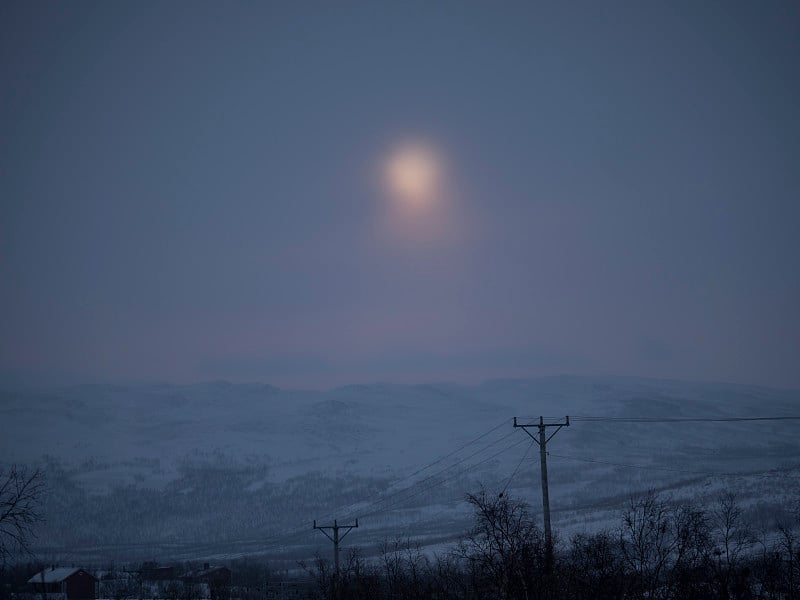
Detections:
514,415,569,563
312,518,359,576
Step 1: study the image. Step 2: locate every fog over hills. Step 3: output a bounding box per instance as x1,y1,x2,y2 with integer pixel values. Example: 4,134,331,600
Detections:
1,375,798,563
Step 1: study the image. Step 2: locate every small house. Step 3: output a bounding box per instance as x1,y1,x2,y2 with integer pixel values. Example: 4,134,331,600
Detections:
28,568,97,600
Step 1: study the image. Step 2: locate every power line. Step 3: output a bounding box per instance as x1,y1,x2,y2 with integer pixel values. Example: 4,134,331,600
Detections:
314,418,512,523
399,418,512,482
381,440,541,538
295,414,796,536
336,428,519,521
267,436,530,549
257,419,516,549
549,452,797,477
358,436,530,519
569,415,800,423
346,435,526,520
501,440,535,497
261,414,799,554
266,447,796,551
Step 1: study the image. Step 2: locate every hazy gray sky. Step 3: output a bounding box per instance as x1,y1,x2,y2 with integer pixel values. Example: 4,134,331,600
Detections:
1,1,798,389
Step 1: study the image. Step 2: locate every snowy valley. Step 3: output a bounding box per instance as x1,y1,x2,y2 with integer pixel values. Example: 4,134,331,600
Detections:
1,376,798,564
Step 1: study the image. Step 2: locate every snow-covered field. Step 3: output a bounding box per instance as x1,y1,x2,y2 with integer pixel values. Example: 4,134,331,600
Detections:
1,375,798,562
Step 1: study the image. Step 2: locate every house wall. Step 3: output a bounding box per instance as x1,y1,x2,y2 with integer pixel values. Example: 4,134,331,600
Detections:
65,572,96,600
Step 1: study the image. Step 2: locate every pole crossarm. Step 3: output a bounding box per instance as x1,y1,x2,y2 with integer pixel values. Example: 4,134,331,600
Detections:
513,415,570,441
313,519,359,537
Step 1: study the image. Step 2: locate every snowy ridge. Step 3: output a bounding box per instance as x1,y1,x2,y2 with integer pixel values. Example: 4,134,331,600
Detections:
1,375,798,561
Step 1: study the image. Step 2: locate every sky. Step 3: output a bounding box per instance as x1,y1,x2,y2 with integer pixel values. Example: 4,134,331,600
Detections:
1,1,798,390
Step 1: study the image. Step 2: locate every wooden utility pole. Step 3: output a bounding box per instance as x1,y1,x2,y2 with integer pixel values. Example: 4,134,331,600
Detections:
312,519,358,575
513,415,569,564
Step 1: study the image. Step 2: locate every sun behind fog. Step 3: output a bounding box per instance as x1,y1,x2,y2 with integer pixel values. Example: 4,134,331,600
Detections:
385,144,441,206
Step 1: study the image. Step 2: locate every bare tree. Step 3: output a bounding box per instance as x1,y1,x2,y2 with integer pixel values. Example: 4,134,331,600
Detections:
619,491,678,599
458,489,544,600
775,523,800,600
567,531,625,600
0,465,45,564
379,537,428,599
299,554,334,599
670,502,712,599
708,491,754,599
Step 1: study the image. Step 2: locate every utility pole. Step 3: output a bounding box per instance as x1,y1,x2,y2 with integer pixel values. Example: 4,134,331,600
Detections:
312,518,359,576
514,415,569,565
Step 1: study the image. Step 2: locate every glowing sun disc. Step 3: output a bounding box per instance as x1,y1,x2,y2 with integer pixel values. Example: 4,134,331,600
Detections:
385,144,441,205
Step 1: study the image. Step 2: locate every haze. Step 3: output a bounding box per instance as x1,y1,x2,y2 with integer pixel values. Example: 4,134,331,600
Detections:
1,1,798,389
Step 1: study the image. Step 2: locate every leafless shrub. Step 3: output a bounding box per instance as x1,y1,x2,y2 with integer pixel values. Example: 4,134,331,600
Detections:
0,466,45,564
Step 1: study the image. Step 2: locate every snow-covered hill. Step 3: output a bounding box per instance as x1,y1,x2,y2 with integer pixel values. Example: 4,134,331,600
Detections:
1,375,798,562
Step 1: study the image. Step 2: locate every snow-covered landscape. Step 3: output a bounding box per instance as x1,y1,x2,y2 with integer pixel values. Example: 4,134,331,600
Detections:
2,375,798,563
2,2,798,597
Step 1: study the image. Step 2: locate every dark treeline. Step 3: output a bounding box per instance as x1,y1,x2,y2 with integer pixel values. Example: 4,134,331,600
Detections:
300,489,799,600
2,489,799,600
